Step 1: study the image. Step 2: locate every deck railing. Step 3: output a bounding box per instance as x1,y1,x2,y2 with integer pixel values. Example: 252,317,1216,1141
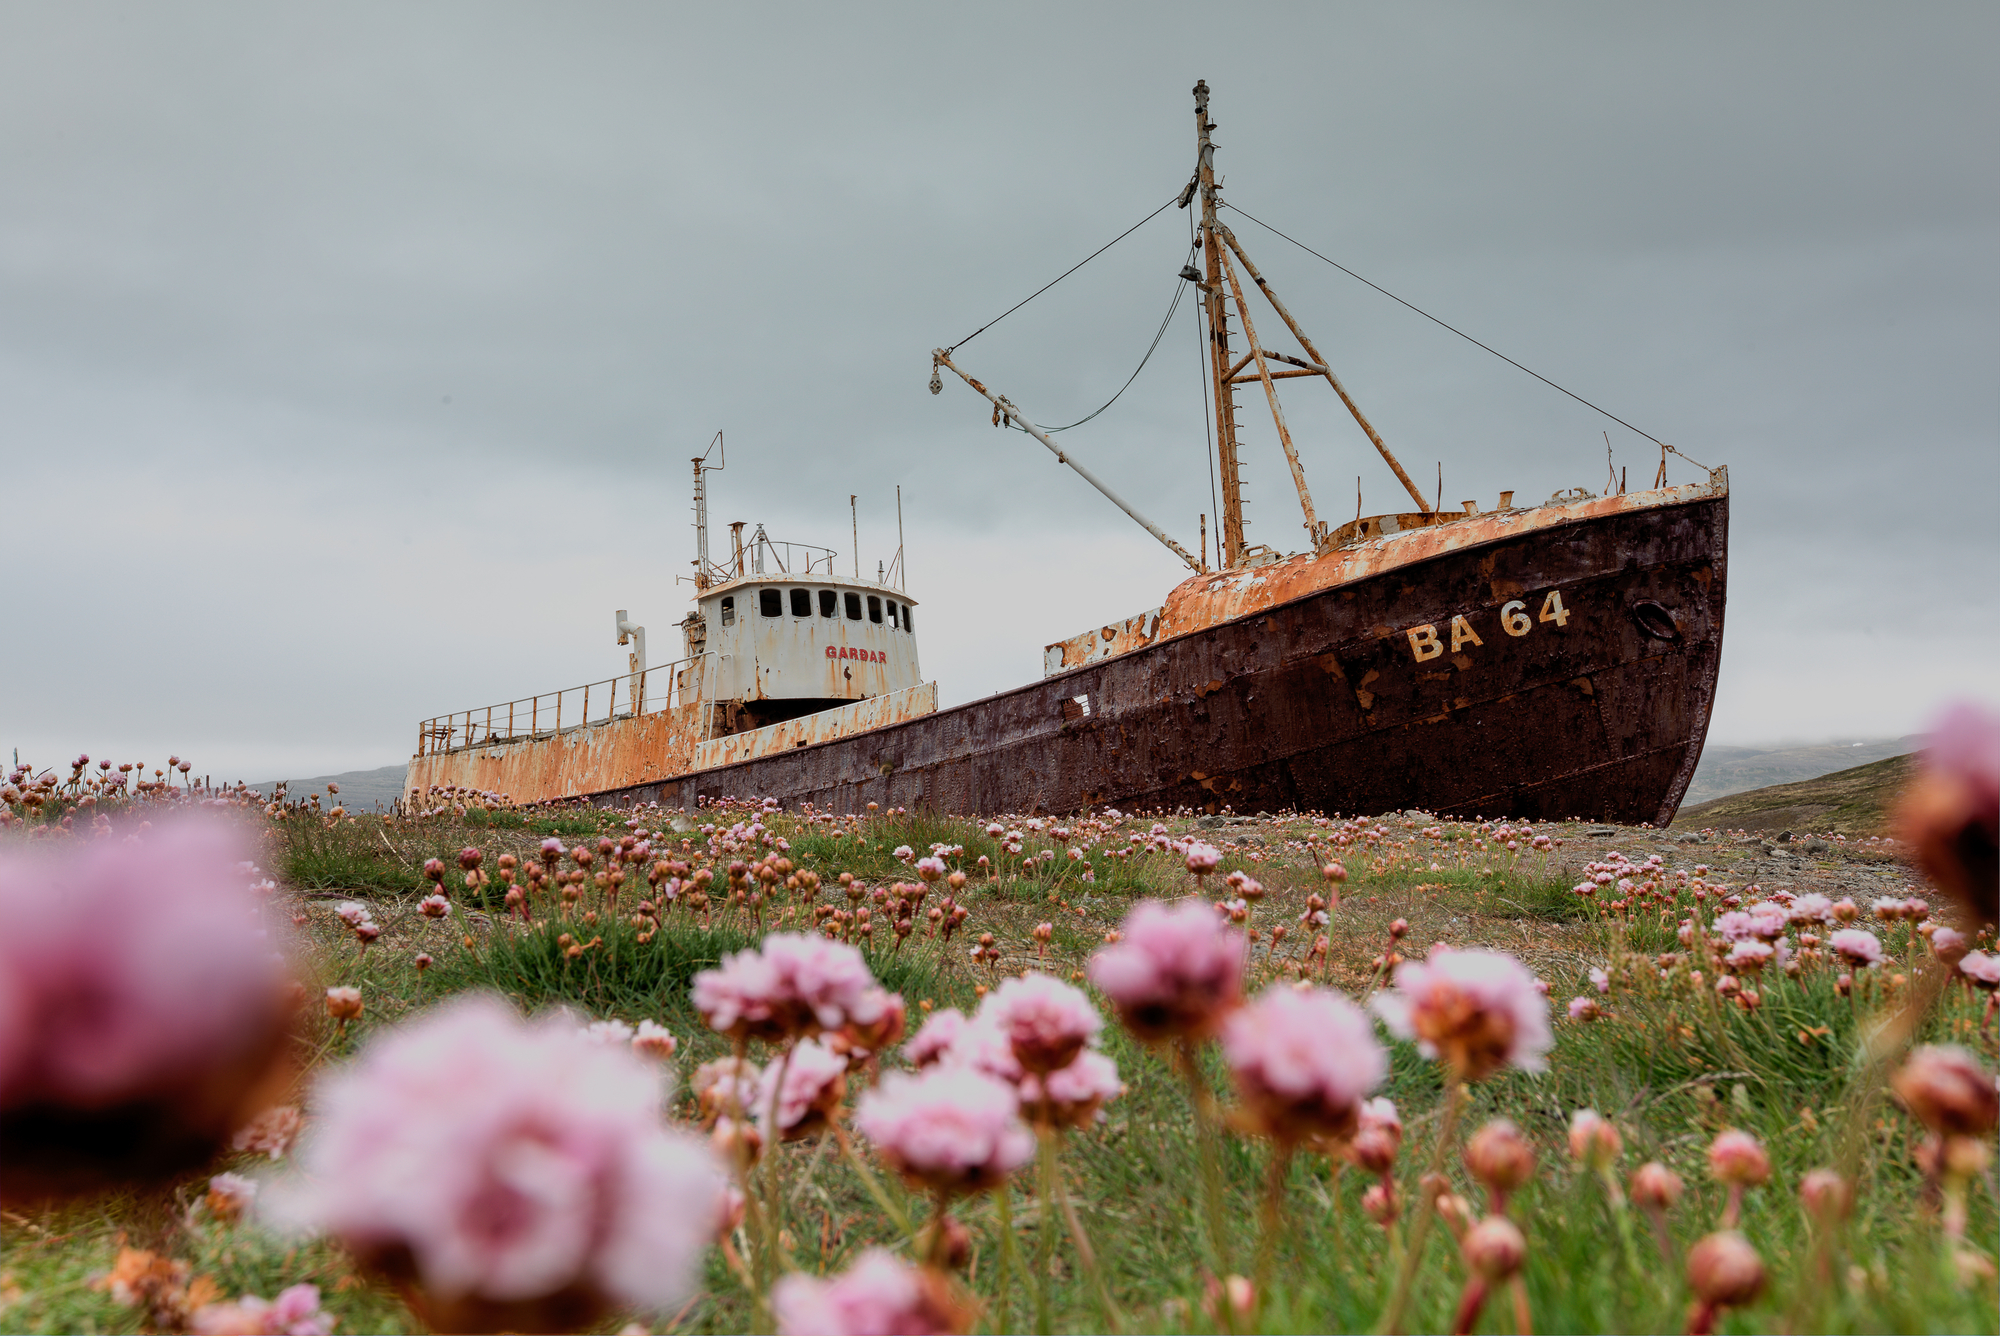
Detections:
416,653,712,757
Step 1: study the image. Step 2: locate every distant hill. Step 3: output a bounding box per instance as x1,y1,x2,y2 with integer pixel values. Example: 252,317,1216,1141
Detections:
1684,736,1921,805
252,764,407,812
1673,753,1915,836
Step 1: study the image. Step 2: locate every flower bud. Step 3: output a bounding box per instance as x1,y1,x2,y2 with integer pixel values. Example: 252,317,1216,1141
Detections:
1568,1109,1622,1171
1686,1230,1765,1308
1630,1161,1684,1210
1798,1168,1851,1224
1463,1215,1527,1281
1465,1118,1536,1201
1707,1129,1770,1188
1891,1045,1999,1139
325,986,363,1022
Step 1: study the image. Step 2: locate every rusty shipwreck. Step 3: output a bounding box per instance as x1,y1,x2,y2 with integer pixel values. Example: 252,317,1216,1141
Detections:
408,80,1726,826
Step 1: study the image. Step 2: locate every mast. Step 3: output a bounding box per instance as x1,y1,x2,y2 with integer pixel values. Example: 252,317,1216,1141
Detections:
1194,81,1246,568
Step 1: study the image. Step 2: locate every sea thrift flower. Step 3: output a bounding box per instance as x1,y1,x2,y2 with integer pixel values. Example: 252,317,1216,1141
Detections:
1221,985,1385,1145
902,1008,967,1068
1708,1129,1771,1186
1184,841,1222,875
630,1020,678,1062
1931,926,1969,964
232,1105,304,1161
1959,951,2000,989
1631,1161,1683,1210
1894,700,2000,927
1017,1049,1124,1129
1373,948,1552,1081
0,818,297,1199
581,1020,634,1047
190,1283,333,1336
771,1247,969,1336
1829,929,1884,968
1568,1109,1622,1171
419,894,450,919
980,972,1103,1074
691,933,876,1041
1568,996,1601,1022
325,987,363,1022
1088,898,1246,1040
1891,1045,1998,1139
757,1038,849,1142
281,994,725,1333
854,1066,1034,1195
1685,1231,1765,1334
1464,1119,1536,1209
1798,1168,1852,1225
202,1172,259,1225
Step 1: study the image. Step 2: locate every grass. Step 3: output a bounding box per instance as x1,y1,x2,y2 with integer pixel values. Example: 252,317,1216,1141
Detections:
2,801,1994,1335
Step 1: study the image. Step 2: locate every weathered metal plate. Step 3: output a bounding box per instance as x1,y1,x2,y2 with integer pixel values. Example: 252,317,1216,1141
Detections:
691,682,939,770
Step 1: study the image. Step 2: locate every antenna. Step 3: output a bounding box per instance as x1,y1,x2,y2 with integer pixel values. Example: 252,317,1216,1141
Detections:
895,485,906,591
692,431,724,588
851,496,859,578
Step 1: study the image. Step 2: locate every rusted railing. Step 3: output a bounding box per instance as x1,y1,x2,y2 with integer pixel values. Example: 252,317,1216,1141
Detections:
417,653,712,757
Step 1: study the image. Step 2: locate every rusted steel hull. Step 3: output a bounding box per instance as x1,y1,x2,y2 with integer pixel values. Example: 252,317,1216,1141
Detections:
581,489,1727,826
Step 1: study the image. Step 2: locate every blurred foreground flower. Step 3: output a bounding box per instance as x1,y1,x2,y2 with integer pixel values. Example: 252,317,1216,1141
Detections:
190,1282,332,1336
772,1247,970,1336
0,819,293,1201
1895,701,1999,927
1088,898,1245,1040
278,994,725,1334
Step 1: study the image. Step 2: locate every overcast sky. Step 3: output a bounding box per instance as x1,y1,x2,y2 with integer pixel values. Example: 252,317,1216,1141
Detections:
3,2,1994,783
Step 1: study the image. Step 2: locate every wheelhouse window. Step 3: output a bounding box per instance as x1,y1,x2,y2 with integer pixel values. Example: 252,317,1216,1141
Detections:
719,596,735,626
818,589,837,618
789,588,811,617
759,588,783,617
887,601,900,629
867,595,882,624
903,604,914,633
844,592,862,621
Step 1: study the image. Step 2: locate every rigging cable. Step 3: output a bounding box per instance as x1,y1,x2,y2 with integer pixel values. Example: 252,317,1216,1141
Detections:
1010,242,1195,434
1222,202,1667,448
948,194,1180,353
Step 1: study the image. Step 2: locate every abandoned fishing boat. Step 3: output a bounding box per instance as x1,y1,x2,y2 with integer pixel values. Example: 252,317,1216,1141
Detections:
407,80,1726,826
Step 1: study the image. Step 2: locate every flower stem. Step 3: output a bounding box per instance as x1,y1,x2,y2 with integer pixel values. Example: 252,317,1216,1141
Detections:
995,1184,1020,1335
1033,1128,1056,1335
1051,1133,1125,1333
1378,1080,1466,1335
762,1043,797,1291
1254,1144,1294,1326
833,1125,911,1235
1175,1037,1232,1278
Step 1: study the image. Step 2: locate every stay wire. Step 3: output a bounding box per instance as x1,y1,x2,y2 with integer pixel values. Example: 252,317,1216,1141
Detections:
1010,239,1196,435
948,195,1180,353
1222,202,1667,448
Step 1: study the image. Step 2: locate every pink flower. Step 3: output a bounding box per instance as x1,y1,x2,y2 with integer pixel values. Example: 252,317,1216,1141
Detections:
979,972,1103,1074
630,1020,678,1062
1222,986,1385,1145
232,1105,303,1161
1184,842,1222,875
1017,1050,1123,1130
756,1038,849,1142
854,1066,1033,1196
1829,928,1884,968
1789,893,1833,924
191,1283,333,1336
1088,899,1246,1040
281,994,724,1325
914,856,947,882
692,933,876,1042
0,818,291,1197
772,1247,966,1336
1725,941,1773,972
1568,996,1601,1022
1373,948,1552,1081
1959,951,2000,989
902,1008,967,1068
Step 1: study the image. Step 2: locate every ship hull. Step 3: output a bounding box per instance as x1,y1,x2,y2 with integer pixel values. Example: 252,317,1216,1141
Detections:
580,490,1726,825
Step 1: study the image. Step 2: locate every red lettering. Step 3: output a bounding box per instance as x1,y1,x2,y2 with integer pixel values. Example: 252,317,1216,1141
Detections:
824,646,835,658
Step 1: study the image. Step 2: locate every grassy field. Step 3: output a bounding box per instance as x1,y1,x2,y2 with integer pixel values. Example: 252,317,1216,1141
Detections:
1673,753,1916,838
2,797,1994,1335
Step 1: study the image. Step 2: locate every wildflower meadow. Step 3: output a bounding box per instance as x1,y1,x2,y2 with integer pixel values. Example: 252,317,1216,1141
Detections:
0,713,1995,1336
